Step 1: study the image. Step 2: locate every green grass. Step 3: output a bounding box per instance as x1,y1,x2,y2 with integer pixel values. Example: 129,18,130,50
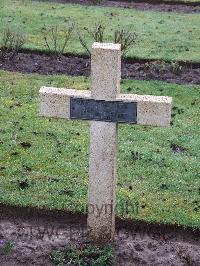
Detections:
0,70,199,228
0,0,200,61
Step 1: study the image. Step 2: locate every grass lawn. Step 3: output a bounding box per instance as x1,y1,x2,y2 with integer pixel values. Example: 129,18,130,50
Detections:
0,70,199,228
0,0,200,62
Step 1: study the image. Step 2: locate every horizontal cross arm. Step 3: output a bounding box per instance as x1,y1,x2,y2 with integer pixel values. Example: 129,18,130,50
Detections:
39,86,91,119
118,94,172,127
39,86,172,127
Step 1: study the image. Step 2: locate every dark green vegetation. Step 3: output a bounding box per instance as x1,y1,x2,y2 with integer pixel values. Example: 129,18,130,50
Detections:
0,0,200,61
50,244,113,266
0,240,15,255
0,71,199,227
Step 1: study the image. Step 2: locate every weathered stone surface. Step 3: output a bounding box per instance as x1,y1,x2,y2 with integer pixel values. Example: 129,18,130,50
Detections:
88,121,117,243
118,94,172,127
87,43,121,243
91,42,121,101
39,87,91,119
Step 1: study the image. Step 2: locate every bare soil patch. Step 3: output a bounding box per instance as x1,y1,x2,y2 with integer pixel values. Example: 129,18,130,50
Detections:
34,0,200,13
1,51,200,85
0,204,200,265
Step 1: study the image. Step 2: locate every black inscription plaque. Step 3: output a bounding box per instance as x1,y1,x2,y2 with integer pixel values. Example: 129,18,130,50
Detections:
70,98,137,123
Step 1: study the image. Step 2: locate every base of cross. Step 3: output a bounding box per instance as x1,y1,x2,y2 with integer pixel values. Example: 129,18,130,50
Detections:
39,42,172,244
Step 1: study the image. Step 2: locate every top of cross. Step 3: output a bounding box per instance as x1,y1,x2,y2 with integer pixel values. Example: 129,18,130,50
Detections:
92,42,121,50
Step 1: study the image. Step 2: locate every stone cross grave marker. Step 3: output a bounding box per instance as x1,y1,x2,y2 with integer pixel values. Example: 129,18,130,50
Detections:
39,42,172,243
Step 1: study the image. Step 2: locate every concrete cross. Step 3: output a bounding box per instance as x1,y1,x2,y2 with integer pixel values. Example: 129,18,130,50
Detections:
39,42,172,244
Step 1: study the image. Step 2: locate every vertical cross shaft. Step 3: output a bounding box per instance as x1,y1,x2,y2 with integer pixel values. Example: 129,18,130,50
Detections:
87,43,121,243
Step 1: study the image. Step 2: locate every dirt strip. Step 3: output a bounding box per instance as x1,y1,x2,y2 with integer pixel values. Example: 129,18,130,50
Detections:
0,204,200,266
33,0,200,13
1,51,200,85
